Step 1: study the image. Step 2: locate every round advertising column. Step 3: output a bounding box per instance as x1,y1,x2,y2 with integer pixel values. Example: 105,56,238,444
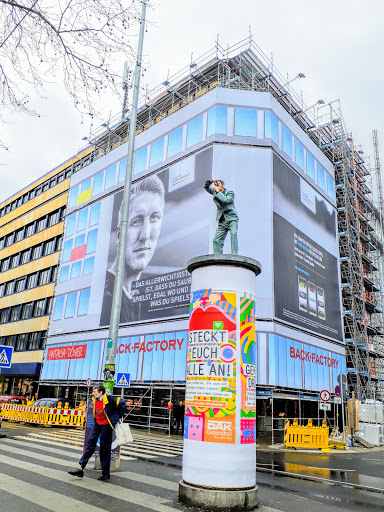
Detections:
179,254,261,512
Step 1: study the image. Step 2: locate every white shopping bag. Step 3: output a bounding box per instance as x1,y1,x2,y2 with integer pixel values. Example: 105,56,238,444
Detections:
115,420,133,446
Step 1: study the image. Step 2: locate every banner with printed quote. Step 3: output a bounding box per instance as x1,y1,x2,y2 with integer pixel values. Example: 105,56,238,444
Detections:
185,289,237,444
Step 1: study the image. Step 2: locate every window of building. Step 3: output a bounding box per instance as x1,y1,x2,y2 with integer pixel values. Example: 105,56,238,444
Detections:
150,138,164,167
118,158,127,182
25,223,35,238
48,210,60,227
0,308,9,323
77,207,88,232
207,106,227,137
31,245,41,260
20,249,30,265
167,127,183,158
86,229,98,254
26,273,38,289
65,292,77,318
78,288,90,316
10,305,21,321
74,233,86,248
282,126,293,158
306,152,316,181
10,254,19,268
134,148,147,174
15,228,24,243
83,256,95,275
327,174,335,201
69,184,79,208
35,186,42,196
36,217,47,232
92,172,104,196
23,193,29,203
59,265,69,282
5,233,14,247
15,334,27,351
295,139,305,170
5,281,14,295
42,182,49,192
81,178,92,192
34,299,46,317
57,173,64,183
15,278,25,293
105,164,117,189
66,213,76,236
17,196,23,207
71,261,82,279
0,283,4,296
0,238,4,250
53,296,65,321
0,258,9,272
317,164,326,191
62,240,73,262
50,177,57,188
89,202,101,227
235,108,257,137
38,268,51,286
51,267,58,283
28,332,40,350
187,116,203,147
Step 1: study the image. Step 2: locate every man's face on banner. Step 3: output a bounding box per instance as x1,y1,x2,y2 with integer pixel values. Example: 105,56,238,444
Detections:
124,191,164,272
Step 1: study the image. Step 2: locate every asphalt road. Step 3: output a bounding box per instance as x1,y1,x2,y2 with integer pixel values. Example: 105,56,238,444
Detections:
1,422,384,511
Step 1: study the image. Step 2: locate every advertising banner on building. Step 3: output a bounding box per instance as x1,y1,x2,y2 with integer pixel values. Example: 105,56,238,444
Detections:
47,345,87,361
273,155,343,342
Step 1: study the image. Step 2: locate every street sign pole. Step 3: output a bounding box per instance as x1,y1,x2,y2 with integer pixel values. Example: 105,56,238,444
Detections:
341,384,346,443
103,0,148,395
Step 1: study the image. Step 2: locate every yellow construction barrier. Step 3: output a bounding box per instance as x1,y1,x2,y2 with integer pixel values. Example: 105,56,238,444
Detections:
284,419,329,449
0,403,85,428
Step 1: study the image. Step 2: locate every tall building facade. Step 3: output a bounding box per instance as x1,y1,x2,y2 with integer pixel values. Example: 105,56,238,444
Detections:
0,151,89,397
41,46,347,433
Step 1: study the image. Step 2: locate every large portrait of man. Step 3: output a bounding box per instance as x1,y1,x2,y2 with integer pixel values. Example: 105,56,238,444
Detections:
99,148,212,326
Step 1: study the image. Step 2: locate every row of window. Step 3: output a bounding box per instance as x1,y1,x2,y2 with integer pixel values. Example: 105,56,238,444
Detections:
59,257,94,282
0,168,72,219
0,330,47,352
0,208,65,252
69,106,336,207
62,229,98,262
0,266,57,299
0,297,53,325
0,236,62,273
53,288,91,320
69,160,126,208
66,202,100,236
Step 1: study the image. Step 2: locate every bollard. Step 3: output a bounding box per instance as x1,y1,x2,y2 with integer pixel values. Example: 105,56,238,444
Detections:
179,254,261,511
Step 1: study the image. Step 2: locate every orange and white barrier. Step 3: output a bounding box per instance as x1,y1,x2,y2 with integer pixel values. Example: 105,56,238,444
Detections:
0,403,85,428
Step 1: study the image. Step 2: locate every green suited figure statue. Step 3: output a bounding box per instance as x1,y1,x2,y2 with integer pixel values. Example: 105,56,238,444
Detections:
204,178,238,255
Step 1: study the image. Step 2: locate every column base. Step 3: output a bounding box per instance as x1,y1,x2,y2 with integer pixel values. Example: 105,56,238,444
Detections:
179,480,258,511
94,455,120,472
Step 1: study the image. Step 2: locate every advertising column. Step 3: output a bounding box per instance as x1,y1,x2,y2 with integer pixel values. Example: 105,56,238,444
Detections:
179,254,261,512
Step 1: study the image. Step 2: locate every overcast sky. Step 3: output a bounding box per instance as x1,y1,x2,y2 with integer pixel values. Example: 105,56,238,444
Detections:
1,0,383,204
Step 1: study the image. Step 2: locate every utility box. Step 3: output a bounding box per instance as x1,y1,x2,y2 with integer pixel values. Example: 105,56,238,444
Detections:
365,424,383,446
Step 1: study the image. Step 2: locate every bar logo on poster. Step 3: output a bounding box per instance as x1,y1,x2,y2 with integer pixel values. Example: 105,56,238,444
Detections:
47,345,87,361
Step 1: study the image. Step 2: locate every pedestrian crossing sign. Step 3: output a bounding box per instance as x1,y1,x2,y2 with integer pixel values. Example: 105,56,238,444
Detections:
116,372,131,387
0,345,13,368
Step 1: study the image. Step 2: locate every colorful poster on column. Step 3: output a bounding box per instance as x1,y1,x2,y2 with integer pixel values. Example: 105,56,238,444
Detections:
185,289,237,444
240,294,256,444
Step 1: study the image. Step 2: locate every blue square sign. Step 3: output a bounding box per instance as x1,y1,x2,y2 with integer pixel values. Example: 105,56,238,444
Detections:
116,372,130,387
0,345,13,368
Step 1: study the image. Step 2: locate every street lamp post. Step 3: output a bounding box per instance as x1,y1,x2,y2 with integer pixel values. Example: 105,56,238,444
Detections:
103,0,148,394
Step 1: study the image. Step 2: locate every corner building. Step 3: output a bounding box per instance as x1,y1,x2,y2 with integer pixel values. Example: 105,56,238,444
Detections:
0,151,89,396
42,46,347,436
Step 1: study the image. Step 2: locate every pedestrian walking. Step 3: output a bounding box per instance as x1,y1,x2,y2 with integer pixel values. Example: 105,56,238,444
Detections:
173,400,185,435
68,385,126,481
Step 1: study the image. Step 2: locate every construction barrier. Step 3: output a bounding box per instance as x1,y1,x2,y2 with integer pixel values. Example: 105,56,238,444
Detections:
284,420,329,450
0,403,85,428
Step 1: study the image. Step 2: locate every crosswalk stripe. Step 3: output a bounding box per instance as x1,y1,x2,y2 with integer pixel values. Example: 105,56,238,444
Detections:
0,453,179,512
0,473,106,512
21,432,177,458
118,471,179,491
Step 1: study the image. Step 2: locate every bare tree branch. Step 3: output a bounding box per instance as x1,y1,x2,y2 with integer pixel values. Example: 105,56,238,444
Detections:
0,0,143,142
